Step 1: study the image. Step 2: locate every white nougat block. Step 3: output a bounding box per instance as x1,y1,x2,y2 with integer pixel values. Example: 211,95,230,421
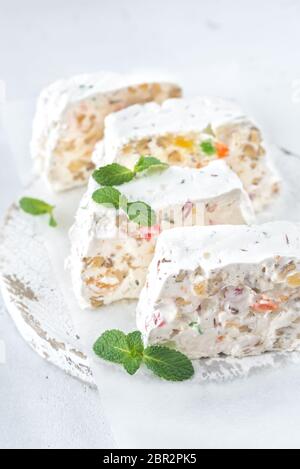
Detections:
93,96,280,212
137,222,300,359
31,72,181,191
69,161,254,309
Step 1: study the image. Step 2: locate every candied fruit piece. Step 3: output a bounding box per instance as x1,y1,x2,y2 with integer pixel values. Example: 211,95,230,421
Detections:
216,142,229,158
173,135,195,150
251,299,279,313
287,273,300,287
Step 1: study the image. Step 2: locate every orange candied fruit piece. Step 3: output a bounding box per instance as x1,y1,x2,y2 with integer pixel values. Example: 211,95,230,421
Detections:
251,299,279,313
216,142,229,158
173,135,195,150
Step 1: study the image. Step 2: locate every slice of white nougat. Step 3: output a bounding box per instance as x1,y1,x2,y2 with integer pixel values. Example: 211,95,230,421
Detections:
69,160,254,309
31,72,181,191
93,96,280,212
137,222,300,359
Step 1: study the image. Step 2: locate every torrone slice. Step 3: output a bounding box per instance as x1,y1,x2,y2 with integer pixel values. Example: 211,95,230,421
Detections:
31,72,181,191
68,161,254,309
94,96,280,212
137,222,300,359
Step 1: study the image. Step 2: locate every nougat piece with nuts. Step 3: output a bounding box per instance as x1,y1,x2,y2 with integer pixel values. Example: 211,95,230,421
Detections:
31,72,181,191
94,96,280,212
137,222,300,359
68,161,254,309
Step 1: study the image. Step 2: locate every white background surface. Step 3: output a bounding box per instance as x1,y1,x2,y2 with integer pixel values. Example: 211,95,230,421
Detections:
1,0,300,449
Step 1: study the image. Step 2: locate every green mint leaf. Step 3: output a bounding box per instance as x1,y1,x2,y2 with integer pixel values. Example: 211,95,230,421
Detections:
93,163,135,186
123,331,144,375
93,330,130,364
49,214,58,228
123,356,142,375
19,197,54,216
92,187,124,209
93,329,193,381
134,156,169,175
143,346,194,381
93,329,144,375
127,201,157,227
19,197,57,228
127,331,144,355
200,140,216,156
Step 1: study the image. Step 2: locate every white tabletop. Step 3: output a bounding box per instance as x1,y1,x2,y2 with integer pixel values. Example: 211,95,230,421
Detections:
1,0,300,449
0,136,115,449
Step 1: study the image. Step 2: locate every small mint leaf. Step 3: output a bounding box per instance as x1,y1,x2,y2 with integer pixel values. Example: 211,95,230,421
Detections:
200,140,216,156
127,201,156,227
127,331,144,355
143,346,194,381
93,330,130,364
93,164,135,186
123,356,142,375
123,331,143,375
19,197,54,216
19,197,57,228
134,156,169,175
92,187,123,210
49,213,58,228
93,329,143,376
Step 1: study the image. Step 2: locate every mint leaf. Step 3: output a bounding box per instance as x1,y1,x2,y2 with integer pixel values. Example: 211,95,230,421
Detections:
93,330,144,376
19,197,53,215
200,140,216,156
127,201,157,227
92,187,124,209
93,330,130,364
19,197,57,227
127,331,144,354
93,164,135,186
123,356,142,375
143,346,194,381
49,214,58,228
134,156,169,175
93,329,194,382
123,331,144,375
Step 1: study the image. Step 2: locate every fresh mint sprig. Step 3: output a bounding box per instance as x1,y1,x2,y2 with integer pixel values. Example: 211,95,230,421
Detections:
93,329,194,382
93,330,143,375
19,197,57,227
92,187,157,227
92,156,169,187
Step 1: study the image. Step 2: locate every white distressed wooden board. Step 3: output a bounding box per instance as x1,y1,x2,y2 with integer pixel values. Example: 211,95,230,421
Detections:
0,201,94,385
1,145,300,388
